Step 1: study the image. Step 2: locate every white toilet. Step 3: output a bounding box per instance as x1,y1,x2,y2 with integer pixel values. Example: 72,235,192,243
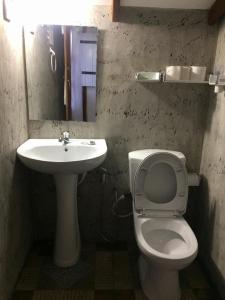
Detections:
128,149,198,300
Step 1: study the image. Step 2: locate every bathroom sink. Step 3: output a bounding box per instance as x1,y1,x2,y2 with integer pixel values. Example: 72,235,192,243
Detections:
17,139,107,174
17,138,107,268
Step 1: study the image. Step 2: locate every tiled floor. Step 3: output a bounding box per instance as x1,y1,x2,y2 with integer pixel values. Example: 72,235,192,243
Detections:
12,241,221,300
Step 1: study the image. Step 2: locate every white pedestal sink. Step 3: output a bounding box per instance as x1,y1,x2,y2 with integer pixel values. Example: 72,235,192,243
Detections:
17,139,107,267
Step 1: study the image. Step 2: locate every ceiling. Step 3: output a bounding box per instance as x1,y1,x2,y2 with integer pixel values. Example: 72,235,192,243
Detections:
95,0,215,10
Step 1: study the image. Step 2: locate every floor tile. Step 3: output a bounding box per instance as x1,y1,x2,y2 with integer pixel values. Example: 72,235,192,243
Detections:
81,244,96,258
134,290,148,300
114,290,135,300
95,290,135,300
114,251,133,289
193,288,222,300
12,291,33,300
128,256,140,289
135,289,198,300
96,242,127,251
38,257,94,290
76,246,96,289
16,258,41,291
13,242,221,300
24,255,43,269
181,289,197,300
183,261,210,290
94,290,114,300
33,290,94,300
95,251,114,289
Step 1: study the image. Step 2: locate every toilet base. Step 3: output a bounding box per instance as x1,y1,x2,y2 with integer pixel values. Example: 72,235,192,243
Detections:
139,255,181,300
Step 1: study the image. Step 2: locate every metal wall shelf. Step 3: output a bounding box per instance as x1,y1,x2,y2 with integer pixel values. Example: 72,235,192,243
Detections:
134,72,225,93
135,72,208,84
163,79,209,84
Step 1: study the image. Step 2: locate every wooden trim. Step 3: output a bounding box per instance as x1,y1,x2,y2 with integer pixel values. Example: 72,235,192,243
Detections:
63,26,72,120
3,0,10,22
112,0,120,22
208,0,225,25
82,87,87,122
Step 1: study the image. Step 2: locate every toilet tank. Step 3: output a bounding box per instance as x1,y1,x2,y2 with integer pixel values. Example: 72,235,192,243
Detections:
128,149,186,194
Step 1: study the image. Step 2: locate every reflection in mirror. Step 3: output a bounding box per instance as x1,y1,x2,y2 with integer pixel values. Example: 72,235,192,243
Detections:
24,25,97,122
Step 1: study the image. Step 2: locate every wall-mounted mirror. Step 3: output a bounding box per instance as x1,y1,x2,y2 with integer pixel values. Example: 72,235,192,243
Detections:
24,25,97,122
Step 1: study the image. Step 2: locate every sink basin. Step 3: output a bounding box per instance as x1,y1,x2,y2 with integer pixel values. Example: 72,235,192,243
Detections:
17,139,107,174
17,138,107,267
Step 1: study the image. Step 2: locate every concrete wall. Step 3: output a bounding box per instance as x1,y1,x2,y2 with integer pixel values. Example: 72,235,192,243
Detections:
28,6,217,242
199,16,225,299
0,2,32,300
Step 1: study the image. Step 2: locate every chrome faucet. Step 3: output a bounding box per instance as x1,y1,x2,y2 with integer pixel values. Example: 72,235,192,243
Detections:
59,131,70,145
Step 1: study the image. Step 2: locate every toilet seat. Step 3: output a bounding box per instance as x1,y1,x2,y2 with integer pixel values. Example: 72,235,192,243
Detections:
133,213,198,266
134,152,188,217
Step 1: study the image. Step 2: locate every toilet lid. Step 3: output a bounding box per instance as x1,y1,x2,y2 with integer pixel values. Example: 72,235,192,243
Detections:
134,152,188,217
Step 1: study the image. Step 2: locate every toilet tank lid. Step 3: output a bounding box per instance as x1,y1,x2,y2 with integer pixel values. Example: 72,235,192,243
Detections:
129,149,186,163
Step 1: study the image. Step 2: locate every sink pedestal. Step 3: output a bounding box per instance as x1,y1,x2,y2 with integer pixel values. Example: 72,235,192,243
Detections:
54,174,80,267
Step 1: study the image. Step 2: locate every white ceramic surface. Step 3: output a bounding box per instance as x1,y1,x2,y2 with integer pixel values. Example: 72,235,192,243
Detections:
54,174,80,267
128,149,186,195
17,138,107,267
133,152,189,217
129,149,198,300
134,211,198,300
134,212,198,268
17,139,107,174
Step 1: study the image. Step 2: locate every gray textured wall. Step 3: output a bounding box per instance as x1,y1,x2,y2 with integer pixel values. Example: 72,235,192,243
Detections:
28,7,217,242
199,17,225,299
0,3,32,300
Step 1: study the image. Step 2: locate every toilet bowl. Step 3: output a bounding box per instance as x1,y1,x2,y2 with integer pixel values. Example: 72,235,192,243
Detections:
128,149,198,300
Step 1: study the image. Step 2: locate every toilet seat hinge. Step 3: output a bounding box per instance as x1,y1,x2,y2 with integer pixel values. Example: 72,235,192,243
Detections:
136,208,181,217
136,208,144,215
